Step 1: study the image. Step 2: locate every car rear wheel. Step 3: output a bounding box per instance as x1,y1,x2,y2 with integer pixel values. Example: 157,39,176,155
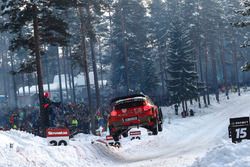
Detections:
158,123,163,132
152,120,158,135
113,135,119,142
152,127,158,135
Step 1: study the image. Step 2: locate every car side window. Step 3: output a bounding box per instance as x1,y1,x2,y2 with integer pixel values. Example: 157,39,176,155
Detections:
145,96,153,105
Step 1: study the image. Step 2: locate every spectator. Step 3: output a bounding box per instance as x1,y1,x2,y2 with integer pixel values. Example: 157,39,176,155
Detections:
174,104,179,115
42,91,61,127
96,111,105,131
9,112,18,129
189,109,194,116
71,116,78,132
82,113,90,134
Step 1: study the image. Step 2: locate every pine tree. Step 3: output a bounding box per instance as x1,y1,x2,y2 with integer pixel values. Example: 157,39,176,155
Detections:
232,0,250,74
111,0,158,96
167,18,198,110
148,0,168,97
233,0,250,30
64,1,107,134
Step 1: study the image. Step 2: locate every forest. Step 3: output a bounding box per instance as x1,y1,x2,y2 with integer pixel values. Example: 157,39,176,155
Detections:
0,0,250,115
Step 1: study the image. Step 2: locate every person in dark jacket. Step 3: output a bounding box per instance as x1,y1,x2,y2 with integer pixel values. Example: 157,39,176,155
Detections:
42,92,61,128
174,104,178,115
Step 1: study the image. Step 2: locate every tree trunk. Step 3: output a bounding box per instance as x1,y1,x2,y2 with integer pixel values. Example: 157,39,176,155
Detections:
185,100,188,112
181,100,185,112
45,53,50,93
232,39,240,96
28,74,31,95
219,34,229,99
69,47,76,103
21,74,25,95
62,47,69,102
78,6,94,134
90,39,101,110
121,7,129,95
10,53,17,108
98,40,104,89
2,53,8,100
158,51,166,100
211,46,219,103
197,40,207,107
189,99,193,105
108,2,115,96
56,47,63,103
66,47,73,101
204,40,210,105
33,5,46,136
197,96,201,108
2,37,9,106
86,3,101,110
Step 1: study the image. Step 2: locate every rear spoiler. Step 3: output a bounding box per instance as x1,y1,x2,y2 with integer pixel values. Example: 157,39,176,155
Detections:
110,94,146,105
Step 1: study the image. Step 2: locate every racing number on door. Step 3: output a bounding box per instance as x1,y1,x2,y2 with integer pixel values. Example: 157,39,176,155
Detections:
235,127,247,139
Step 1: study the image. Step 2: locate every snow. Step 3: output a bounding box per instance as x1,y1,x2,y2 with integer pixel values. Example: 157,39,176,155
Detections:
191,140,250,167
1,92,250,167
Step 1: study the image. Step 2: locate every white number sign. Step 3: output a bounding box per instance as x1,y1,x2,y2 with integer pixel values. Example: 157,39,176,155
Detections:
46,128,70,146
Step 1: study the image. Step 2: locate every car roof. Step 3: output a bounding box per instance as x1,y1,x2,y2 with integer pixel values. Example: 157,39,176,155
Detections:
110,94,147,105
114,96,146,105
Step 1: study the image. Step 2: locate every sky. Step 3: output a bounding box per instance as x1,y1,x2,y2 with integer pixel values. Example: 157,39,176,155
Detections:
1,91,250,167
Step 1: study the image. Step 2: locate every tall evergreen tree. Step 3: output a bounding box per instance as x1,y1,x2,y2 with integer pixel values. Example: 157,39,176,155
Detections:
167,18,198,111
111,0,158,96
232,0,250,74
148,0,168,97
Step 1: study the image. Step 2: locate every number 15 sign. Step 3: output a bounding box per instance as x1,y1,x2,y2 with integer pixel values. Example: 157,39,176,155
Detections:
228,117,250,143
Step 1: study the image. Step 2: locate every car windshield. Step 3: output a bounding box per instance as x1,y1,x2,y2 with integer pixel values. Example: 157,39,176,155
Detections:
114,98,145,110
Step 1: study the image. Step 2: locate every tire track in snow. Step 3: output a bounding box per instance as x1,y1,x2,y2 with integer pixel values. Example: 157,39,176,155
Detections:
89,142,125,163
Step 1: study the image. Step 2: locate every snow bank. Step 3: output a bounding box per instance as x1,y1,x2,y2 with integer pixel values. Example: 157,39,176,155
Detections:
191,140,250,167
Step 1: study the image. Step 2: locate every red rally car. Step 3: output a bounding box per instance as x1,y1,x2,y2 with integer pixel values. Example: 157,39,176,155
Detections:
108,94,163,141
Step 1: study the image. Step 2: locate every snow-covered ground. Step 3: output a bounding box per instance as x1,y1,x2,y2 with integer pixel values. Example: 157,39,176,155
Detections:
1,92,250,167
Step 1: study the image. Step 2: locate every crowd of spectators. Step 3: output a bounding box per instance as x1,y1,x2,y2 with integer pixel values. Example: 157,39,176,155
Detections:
0,102,109,136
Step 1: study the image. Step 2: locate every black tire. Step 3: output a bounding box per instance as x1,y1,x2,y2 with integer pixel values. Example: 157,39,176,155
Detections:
158,123,163,132
114,141,121,147
122,131,128,138
113,135,119,142
159,108,163,120
152,119,158,135
152,127,158,135
108,142,114,146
